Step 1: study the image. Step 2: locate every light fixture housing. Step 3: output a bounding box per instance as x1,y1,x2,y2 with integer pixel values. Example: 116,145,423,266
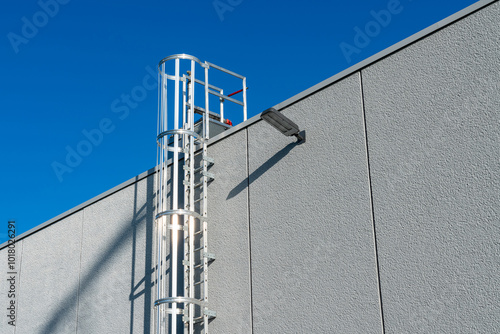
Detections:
260,108,305,143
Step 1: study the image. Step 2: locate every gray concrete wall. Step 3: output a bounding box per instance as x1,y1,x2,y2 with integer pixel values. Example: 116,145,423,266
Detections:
1,1,498,333
1,176,155,334
362,1,500,332
208,129,253,333
76,176,154,334
247,73,383,333
16,211,83,334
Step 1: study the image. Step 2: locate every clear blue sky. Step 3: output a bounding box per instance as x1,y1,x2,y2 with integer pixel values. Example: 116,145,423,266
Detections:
0,0,478,244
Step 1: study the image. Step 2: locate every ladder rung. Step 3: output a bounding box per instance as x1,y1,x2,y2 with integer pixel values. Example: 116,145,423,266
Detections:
185,152,203,162
203,171,215,180
183,181,203,189
194,197,203,204
203,155,214,164
204,252,216,261
191,310,216,324
194,230,202,235
194,247,204,252
204,309,216,318
194,280,204,286
183,165,203,174
192,316,204,324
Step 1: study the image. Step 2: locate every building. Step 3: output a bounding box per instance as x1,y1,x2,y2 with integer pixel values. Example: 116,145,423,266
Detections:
1,0,499,332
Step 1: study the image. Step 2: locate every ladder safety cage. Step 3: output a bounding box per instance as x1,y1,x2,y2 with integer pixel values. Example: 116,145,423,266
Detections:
154,54,247,334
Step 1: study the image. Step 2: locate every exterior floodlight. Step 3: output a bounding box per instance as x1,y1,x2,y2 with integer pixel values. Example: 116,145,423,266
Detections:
261,108,305,143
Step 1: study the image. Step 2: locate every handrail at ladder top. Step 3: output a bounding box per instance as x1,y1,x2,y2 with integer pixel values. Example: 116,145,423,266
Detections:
206,61,245,80
158,54,246,81
189,77,245,106
208,88,244,106
157,53,248,121
190,77,223,94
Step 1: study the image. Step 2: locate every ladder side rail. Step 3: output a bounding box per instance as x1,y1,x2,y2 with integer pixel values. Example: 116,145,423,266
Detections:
188,59,196,334
202,141,209,333
203,62,210,334
182,75,187,130
182,72,190,334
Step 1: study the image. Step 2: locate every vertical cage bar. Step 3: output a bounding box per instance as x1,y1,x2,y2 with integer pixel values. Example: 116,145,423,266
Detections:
202,62,210,334
219,89,224,124
190,60,195,130
182,72,189,334
188,59,196,334
170,58,181,334
242,77,247,121
182,75,187,130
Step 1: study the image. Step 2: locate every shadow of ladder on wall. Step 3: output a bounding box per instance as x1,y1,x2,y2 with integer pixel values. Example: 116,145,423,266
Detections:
182,103,216,331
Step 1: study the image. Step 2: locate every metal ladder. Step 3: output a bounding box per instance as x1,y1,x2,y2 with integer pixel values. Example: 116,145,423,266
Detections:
154,54,247,334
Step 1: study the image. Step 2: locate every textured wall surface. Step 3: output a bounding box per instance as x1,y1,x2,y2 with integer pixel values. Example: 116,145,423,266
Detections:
77,177,154,334
0,176,155,334
1,1,499,333
207,130,253,333
15,211,82,334
247,74,383,333
362,1,500,333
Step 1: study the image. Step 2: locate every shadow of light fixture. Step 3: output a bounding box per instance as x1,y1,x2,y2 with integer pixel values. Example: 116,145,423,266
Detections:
260,108,306,143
